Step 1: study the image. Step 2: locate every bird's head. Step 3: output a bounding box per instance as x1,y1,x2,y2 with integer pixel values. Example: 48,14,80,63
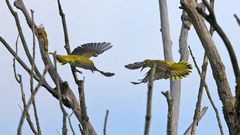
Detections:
141,59,152,71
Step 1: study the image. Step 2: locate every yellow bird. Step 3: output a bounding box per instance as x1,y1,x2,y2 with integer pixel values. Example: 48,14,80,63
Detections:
54,42,114,77
125,59,192,84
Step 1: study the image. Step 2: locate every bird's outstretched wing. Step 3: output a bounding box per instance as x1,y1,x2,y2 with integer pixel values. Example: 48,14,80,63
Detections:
131,68,171,84
71,42,112,58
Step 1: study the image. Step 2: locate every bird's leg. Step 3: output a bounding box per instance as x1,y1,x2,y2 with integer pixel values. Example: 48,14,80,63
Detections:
74,68,82,74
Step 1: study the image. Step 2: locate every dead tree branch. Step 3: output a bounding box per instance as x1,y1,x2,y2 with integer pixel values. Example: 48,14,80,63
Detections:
179,11,191,61
161,91,173,135
144,64,156,135
189,46,224,135
180,0,235,133
5,0,42,78
77,79,90,134
13,57,38,135
17,67,48,135
183,107,208,135
53,52,68,135
68,112,76,135
13,0,97,134
190,54,208,135
197,0,239,80
0,36,57,96
234,14,240,26
191,2,214,133
30,10,42,135
159,0,181,134
56,0,79,83
103,110,109,135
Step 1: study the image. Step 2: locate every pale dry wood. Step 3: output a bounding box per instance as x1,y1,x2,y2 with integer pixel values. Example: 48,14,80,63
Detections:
180,0,235,134
144,64,156,135
183,107,208,135
161,91,173,135
13,0,97,134
30,10,42,135
159,0,181,134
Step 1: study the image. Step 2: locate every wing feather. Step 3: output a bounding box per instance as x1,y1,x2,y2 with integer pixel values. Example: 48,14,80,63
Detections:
71,42,112,58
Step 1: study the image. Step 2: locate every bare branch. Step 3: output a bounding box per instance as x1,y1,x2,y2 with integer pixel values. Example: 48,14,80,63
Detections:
52,52,68,135
161,91,173,135
56,0,79,84
180,0,234,133
179,11,191,61
68,112,76,135
5,0,42,78
191,54,208,135
159,0,172,61
30,10,42,135
191,2,214,133
183,107,208,135
13,59,38,135
17,67,48,135
13,2,97,134
198,0,240,81
0,36,57,96
159,0,181,134
56,0,70,53
144,64,156,135
189,46,224,135
234,14,240,26
77,79,90,134
103,110,109,135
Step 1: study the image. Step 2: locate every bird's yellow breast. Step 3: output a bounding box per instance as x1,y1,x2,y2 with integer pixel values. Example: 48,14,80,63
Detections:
56,55,93,65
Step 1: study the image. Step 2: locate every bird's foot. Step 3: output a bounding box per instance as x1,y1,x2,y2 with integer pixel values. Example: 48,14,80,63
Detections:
74,68,82,74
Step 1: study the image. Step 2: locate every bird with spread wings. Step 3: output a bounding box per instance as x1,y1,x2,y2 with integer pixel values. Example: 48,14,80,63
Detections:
125,59,192,84
53,42,115,77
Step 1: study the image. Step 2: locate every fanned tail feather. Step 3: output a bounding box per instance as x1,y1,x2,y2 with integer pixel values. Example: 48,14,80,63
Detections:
170,60,192,80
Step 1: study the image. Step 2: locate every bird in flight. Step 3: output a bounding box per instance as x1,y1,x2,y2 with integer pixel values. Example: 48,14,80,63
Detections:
53,42,115,77
125,59,192,84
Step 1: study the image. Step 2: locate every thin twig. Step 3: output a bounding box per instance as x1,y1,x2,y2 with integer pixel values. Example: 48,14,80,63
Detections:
13,60,38,135
144,64,156,135
188,46,224,135
0,36,56,96
56,0,79,83
183,107,208,135
192,7,217,134
161,91,173,135
78,79,89,134
30,10,42,135
53,52,68,135
103,110,109,135
234,14,240,26
198,0,240,81
191,2,214,133
13,34,38,135
68,112,76,135
56,0,70,53
12,0,97,134
191,54,208,135
5,0,42,78
17,67,49,135
181,0,234,133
